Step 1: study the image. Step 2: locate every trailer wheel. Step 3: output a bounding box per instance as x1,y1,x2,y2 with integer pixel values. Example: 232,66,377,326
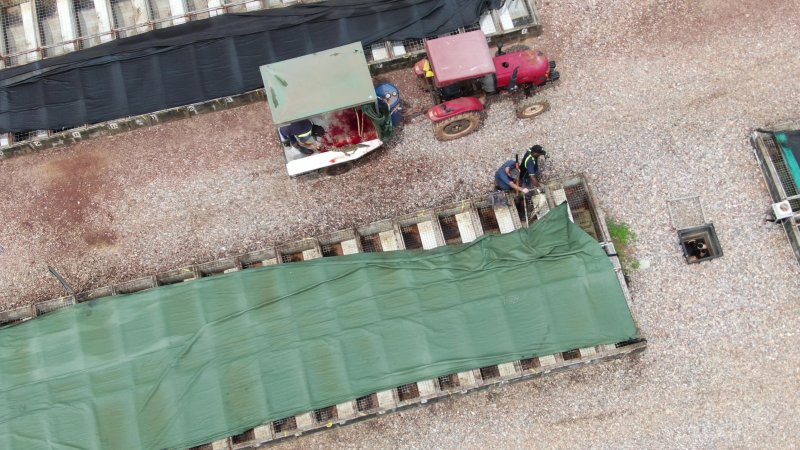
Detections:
515,95,550,119
432,112,481,141
319,161,354,176
505,44,531,53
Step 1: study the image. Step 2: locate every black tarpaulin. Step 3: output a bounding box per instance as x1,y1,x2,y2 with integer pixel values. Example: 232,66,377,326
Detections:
0,0,503,133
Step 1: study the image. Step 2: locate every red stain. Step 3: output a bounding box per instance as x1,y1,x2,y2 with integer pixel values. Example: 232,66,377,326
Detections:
321,109,378,148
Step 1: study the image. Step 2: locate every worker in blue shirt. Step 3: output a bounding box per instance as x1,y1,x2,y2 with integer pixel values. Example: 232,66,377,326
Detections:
495,160,529,194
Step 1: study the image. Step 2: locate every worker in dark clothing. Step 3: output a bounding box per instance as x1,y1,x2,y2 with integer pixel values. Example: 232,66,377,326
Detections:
495,160,529,194
519,145,547,189
278,119,322,155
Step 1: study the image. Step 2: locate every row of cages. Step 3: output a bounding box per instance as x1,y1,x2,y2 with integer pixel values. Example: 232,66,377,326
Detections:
0,0,539,150
751,125,800,264
0,176,611,326
191,338,646,450
0,176,642,449
0,0,537,68
363,0,538,65
0,0,303,67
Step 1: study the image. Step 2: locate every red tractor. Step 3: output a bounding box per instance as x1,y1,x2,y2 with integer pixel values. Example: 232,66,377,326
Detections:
413,30,559,141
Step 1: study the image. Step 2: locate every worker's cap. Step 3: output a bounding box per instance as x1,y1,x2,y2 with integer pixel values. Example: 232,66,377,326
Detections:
529,145,546,155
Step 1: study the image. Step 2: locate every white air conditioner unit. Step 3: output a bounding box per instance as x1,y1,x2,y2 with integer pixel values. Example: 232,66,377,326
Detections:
772,200,793,220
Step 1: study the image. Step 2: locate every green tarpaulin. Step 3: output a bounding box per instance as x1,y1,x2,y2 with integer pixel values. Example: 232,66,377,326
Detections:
0,205,639,449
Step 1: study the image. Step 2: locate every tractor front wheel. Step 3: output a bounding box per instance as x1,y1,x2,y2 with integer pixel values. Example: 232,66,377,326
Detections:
515,95,550,119
432,112,481,141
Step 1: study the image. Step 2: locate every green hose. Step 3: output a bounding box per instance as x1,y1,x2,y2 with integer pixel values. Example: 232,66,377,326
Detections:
363,99,395,141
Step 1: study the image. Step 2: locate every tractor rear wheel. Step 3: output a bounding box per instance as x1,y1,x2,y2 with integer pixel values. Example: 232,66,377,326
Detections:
506,44,531,53
515,95,550,119
432,112,481,141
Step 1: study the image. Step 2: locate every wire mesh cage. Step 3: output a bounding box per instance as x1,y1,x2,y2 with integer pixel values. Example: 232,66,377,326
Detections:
1,1,37,65
667,196,707,230
188,443,214,450
518,357,539,371
357,219,398,252
438,214,463,245
355,393,378,412
764,134,800,211
318,229,359,257
272,416,297,433
476,205,501,234
276,239,320,263
479,365,500,380
547,177,603,240
358,234,382,253
396,383,420,402
73,0,106,48
496,0,535,31
110,0,150,38
313,406,337,423
147,0,174,28
0,305,34,327
436,374,459,389
34,296,75,316
230,428,255,444
185,0,222,20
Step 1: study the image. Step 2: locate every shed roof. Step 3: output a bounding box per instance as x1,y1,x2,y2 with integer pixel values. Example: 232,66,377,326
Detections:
260,42,376,125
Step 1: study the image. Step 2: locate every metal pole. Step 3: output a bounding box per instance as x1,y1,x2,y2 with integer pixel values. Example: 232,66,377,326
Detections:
47,265,75,296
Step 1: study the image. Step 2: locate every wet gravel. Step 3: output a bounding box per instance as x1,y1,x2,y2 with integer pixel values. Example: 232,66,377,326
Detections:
2,0,800,447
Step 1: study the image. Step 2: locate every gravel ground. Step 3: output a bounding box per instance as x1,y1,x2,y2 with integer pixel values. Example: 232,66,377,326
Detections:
2,0,800,448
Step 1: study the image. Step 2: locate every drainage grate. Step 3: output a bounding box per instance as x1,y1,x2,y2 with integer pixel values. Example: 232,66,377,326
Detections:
562,349,580,360
400,224,423,249
396,383,420,401
479,365,501,380
280,252,304,263
476,206,501,234
359,234,383,253
519,357,540,371
667,196,706,230
231,428,256,444
438,215,462,244
321,242,344,257
272,416,297,433
436,374,459,389
356,393,378,412
313,406,337,423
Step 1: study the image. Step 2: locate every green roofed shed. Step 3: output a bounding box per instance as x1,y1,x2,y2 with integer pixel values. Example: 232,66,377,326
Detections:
260,42,377,125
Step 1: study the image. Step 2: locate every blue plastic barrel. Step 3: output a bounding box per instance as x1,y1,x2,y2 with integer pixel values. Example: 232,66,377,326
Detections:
375,83,402,127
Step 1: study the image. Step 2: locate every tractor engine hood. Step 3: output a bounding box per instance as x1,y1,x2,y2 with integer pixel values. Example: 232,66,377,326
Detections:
495,50,554,88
